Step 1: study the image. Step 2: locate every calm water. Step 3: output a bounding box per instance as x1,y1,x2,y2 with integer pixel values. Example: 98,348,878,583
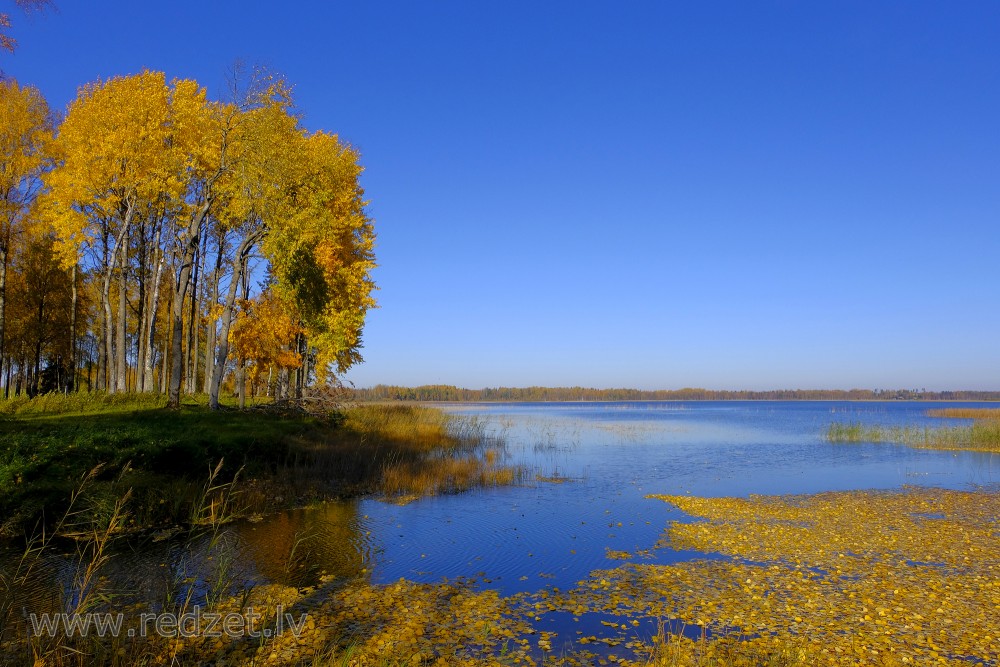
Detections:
341,401,998,596
6,401,998,613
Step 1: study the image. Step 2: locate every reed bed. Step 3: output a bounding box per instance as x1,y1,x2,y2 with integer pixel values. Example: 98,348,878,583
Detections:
280,404,521,503
926,407,1000,419
826,420,1000,452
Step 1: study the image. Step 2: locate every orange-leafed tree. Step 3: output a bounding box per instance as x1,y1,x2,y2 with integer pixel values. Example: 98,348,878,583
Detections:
228,289,302,407
0,78,51,394
5,231,74,395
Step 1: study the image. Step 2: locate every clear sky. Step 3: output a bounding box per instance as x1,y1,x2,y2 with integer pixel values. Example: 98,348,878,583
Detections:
5,1,999,391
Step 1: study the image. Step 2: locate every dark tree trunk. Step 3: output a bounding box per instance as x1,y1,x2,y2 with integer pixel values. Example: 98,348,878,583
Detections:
168,201,211,408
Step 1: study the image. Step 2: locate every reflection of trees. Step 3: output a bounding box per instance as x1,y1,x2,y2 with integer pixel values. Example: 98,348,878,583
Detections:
237,501,367,586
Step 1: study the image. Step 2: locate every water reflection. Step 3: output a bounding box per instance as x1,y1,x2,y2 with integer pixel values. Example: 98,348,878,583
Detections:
235,501,371,586
3,401,997,626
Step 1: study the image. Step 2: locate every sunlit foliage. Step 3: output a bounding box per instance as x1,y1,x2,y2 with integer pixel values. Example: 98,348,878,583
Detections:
228,290,304,384
1,69,376,405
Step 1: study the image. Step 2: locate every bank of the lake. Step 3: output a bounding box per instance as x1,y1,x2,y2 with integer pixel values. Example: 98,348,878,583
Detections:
0,394,514,539
2,400,998,666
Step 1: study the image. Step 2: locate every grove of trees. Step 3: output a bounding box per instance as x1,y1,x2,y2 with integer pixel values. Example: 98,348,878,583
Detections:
0,71,376,408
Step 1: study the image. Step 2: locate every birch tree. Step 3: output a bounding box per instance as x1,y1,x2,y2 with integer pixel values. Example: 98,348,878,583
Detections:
0,79,50,394
45,71,176,392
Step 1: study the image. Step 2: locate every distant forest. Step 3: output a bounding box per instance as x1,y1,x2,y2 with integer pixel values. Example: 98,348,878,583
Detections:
351,385,1000,402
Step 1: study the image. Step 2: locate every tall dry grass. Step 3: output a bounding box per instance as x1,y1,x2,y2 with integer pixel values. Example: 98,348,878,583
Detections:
927,407,1000,420
263,404,522,505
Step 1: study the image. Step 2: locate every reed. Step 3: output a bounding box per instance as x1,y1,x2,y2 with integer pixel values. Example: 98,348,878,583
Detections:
643,624,800,666
1,466,150,667
276,404,522,503
927,407,1000,419
826,420,1000,452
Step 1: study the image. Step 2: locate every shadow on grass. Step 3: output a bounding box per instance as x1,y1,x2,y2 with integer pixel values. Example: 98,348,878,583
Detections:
1,400,519,538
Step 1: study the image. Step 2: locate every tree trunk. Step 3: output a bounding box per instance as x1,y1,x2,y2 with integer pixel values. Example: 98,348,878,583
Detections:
278,367,290,401
101,277,114,392
235,265,251,409
143,226,165,392
0,243,8,399
101,205,134,393
159,332,169,393
115,272,128,392
208,230,261,410
96,333,106,392
135,219,148,393
186,236,202,394
294,334,305,399
203,232,224,393
68,263,77,392
168,201,211,408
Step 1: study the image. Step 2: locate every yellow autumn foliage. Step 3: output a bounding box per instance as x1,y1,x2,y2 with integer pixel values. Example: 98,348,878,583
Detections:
229,291,304,382
0,79,51,231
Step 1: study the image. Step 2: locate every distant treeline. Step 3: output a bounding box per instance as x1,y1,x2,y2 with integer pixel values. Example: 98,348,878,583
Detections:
351,385,1000,403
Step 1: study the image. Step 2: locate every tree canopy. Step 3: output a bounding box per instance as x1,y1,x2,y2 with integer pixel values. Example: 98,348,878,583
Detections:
1,70,376,407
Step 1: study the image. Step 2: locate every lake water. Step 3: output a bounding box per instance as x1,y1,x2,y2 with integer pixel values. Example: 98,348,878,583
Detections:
6,401,999,625
328,400,998,597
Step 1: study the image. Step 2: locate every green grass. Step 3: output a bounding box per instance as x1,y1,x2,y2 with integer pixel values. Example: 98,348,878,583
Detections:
0,393,517,537
0,390,171,417
826,420,1000,452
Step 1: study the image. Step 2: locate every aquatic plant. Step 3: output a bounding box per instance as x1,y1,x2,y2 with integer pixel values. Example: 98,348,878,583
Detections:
826,420,1000,452
926,407,1000,420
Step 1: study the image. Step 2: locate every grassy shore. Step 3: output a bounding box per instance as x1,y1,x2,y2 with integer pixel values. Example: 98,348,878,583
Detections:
0,393,517,538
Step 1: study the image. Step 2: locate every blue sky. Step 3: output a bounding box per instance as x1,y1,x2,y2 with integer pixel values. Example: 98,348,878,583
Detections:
5,1,999,390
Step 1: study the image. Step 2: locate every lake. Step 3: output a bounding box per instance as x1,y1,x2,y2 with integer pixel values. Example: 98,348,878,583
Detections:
322,400,997,597
6,401,998,637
